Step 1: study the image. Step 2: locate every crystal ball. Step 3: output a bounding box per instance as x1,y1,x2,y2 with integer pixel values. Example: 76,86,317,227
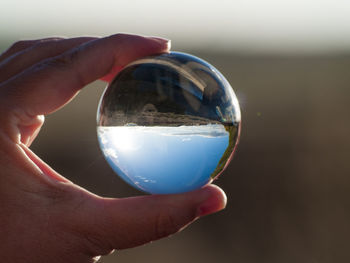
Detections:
97,52,241,194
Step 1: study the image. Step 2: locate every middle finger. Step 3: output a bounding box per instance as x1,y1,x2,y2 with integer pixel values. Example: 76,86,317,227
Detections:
0,37,97,83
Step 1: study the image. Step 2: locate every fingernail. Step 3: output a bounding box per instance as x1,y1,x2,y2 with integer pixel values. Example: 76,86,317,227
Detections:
196,185,227,217
150,36,170,42
149,36,171,50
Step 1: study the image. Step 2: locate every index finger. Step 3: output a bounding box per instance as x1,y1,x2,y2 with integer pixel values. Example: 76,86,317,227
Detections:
1,34,170,117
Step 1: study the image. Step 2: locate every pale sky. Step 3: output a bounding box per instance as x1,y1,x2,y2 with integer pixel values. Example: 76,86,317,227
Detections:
2,0,350,54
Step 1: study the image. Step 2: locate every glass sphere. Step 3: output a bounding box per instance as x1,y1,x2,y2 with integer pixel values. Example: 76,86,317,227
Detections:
97,52,241,194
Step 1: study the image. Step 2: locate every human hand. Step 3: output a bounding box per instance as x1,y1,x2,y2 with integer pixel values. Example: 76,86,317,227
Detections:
0,34,227,263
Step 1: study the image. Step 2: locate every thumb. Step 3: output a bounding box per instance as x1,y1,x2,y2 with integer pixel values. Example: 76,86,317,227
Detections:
81,185,226,254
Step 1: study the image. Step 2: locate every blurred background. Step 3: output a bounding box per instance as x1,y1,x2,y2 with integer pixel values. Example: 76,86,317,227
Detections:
1,0,350,262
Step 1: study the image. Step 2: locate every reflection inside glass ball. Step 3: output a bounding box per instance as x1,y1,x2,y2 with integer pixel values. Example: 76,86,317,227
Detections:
97,52,241,194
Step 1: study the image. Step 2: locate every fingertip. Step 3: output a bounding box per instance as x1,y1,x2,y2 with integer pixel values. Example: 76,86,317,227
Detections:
106,33,170,53
195,184,227,217
100,35,171,82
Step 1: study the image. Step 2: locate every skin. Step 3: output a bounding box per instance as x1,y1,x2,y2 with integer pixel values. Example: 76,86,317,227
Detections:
0,34,227,263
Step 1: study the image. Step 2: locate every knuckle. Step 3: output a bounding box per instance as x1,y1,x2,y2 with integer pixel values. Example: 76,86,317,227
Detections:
154,210,180,239
10,40,35,51
48,49,79,68
81,233,115,257
1,38,64,60
107,33,141,46
108,33,129,42
0,40,32,59
37,48,86,87
30,38,60,50
11,38,64,51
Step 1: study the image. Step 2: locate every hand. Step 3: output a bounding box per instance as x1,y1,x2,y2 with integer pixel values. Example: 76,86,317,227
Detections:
0,34,227,263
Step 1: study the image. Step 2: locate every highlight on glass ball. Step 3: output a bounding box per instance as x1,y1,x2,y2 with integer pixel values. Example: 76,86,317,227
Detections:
97,51,241,194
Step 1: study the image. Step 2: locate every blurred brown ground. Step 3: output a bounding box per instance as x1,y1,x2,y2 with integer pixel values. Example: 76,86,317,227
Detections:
26,51,350,263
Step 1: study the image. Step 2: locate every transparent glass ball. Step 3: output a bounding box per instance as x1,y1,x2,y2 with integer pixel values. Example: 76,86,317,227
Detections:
97,52,241,194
